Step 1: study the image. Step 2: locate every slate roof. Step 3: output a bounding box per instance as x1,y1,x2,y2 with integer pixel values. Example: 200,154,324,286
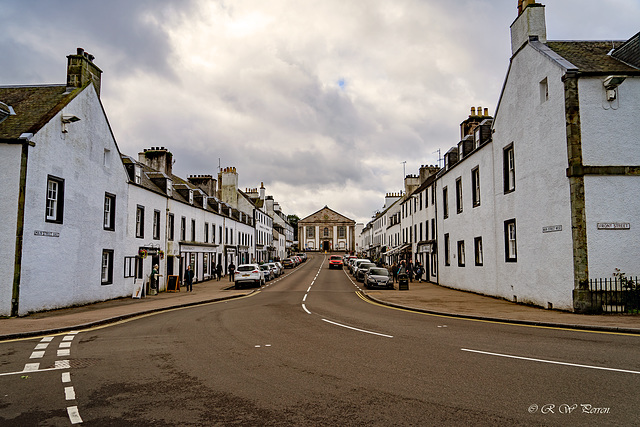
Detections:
0,84,83,141
546,40,640,74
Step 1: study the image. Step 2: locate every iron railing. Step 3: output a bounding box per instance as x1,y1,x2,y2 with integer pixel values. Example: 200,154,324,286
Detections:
589,276,640,314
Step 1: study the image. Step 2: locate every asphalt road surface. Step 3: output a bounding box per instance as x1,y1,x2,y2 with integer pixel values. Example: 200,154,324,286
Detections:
1,254,639,426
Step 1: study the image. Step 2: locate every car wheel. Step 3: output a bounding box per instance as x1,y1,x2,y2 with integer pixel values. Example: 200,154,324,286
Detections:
235,283,241,290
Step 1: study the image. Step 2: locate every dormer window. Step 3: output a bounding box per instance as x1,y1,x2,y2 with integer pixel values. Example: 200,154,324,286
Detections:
189,190,194,204
166,180,173,197
134,165,142,184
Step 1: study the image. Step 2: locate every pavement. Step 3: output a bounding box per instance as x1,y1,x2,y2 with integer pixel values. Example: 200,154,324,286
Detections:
1,271,639,341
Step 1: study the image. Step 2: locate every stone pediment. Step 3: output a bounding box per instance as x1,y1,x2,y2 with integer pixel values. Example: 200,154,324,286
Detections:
299,206,355,225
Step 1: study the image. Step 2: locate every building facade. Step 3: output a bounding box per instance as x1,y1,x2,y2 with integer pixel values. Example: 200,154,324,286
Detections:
298,206,356,252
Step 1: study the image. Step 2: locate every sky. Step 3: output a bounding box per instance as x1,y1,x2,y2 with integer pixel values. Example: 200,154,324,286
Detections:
1,1,639,224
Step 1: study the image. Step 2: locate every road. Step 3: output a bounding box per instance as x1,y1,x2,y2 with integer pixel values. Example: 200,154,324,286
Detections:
1,253,639,425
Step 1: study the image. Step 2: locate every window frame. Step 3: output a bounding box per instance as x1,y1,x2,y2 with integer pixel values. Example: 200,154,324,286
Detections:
504,219,517,262
457,240,465,267
153,209,161,240
455,177,463,214
474,236,483,266
101,249,114,285
471,167,481,207
444,233,450,266
442,186,449,219
503,143,516,194
103,192,116,231
168,213,175,241
135,205,145,238
45,175,65,224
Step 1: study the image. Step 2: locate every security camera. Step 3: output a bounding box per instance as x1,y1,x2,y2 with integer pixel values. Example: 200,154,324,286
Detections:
603,76,626,90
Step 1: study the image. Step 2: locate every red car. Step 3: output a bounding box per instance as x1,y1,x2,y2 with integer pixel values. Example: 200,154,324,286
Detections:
328,255,343,269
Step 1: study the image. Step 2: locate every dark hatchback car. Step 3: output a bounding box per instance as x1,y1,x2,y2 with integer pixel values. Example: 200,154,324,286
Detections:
282,258,295,268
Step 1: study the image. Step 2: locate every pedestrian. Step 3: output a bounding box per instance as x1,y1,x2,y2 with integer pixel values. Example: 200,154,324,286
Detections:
228,261,236,282
391,262,398,283
415,262,423,282
212,262,217,281
150,264,159,295
216,263,222,281
407,260,414,282
184,265,194,292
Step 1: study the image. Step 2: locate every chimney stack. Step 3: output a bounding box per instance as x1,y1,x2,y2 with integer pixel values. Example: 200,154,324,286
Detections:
139,147,173,176
67,47,103,97
511,1,546,54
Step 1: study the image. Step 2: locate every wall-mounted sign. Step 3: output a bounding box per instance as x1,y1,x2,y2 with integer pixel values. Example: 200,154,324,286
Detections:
597,222,630,230
542,225,562,233
34,230,59,237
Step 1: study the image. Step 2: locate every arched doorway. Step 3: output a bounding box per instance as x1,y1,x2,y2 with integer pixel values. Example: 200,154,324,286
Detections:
322,241,330,251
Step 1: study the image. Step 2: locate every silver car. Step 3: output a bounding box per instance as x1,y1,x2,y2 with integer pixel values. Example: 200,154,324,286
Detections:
267,262,281,277
364,267,392,289
259,264,273,281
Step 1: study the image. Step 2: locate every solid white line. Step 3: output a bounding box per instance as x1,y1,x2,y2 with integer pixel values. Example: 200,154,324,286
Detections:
302,304,311,315
65,386,76,400
322,319,393,338
461,348,640,375
62,372,71,383
67,406,83,424
0,363,69,377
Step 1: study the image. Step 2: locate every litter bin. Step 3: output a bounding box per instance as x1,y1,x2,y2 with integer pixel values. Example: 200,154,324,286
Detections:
398,273,409,290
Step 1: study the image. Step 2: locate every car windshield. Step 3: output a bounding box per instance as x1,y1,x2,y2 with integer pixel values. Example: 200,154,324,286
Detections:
369,268,389,276
329,256,341,260
237,265,256,272
259,265,269,270
360,263,376,270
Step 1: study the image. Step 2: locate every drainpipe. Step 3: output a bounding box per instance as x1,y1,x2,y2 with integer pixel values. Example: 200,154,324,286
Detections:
12,134,34,317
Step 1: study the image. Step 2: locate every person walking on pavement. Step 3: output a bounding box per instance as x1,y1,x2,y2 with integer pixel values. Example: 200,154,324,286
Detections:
391,262,398,283
150,264,159,295
228,261,236,282
184,265,194,292
407,260,414,282
212,262,217,281
216,263,223,281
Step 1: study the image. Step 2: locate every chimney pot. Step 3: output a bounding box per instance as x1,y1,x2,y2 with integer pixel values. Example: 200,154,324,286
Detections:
471,107,476,116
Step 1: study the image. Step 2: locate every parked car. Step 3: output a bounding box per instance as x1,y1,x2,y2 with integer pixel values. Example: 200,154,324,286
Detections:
275,261,284,274
259,264,273,281
364,267,393,289
351,259,371,275
296,253,307,262
267,262,281,277
356,262,376,282
328,255,343,269
234,264,265,289
282,258,295,268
